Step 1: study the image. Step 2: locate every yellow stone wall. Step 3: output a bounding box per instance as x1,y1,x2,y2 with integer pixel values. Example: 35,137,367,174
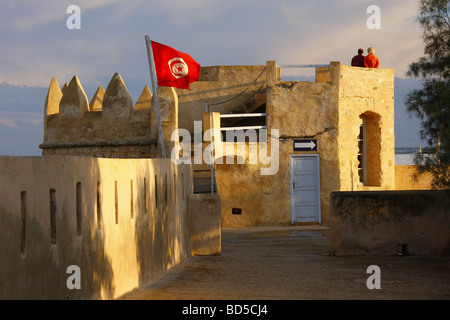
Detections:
41,61,396,228
0,156,193,299
177,64,273,133
207,63,341,226
337,64,395,191
40,73,179,159
205,62,395,227
395,165,433,190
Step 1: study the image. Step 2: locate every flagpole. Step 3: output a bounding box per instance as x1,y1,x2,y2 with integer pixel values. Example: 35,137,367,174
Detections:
145,35,166,158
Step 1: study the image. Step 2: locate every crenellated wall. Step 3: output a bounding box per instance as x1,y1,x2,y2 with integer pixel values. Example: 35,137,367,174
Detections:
40,73,178,159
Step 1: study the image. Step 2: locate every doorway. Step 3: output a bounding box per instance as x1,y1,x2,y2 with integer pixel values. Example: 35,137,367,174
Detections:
290,154,321,224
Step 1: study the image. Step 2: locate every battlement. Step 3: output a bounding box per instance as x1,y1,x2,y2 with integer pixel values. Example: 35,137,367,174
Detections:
40,73,178,158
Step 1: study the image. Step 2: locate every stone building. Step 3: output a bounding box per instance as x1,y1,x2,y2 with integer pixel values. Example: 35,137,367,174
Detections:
40,60,396,228
177,61,395,227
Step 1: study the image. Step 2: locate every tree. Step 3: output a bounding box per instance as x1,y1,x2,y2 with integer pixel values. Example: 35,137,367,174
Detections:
406,0,450,189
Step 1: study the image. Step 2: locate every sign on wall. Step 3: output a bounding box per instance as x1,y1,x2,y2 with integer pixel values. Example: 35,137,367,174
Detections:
294,139,317,152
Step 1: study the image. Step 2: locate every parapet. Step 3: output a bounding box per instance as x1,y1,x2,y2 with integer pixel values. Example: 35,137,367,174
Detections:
40,73,178,158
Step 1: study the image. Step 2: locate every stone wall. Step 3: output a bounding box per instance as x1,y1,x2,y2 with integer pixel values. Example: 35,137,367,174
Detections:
329,190,450,256
337,64,395,191
190,194,221,256
177,64,278,133
0,156,192,299
266,74,340,226
214,74,340,227
395,165,433,190
40,73,178,158
211,62,395,227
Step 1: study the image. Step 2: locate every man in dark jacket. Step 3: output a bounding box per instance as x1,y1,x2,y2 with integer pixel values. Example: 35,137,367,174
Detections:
351,48,365,67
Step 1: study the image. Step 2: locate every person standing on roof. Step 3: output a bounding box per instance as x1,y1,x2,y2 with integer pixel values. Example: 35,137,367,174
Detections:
364,47,380,68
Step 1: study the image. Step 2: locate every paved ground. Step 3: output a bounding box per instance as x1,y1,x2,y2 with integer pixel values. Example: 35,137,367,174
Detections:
121,225,450,300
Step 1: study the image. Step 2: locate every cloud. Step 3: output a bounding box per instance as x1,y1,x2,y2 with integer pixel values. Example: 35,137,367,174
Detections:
0,111,42,128
276,0,423,77
0,117,18,128
0,0,426,88
1,0,124,30
115,0,248,28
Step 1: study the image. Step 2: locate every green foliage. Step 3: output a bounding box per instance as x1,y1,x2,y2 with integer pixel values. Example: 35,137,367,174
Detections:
413,152,450,189
407,0,450,79
407,0,450,189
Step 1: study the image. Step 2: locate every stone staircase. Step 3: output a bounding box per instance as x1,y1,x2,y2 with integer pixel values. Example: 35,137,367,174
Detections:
193,162,217,194
182,141,217,194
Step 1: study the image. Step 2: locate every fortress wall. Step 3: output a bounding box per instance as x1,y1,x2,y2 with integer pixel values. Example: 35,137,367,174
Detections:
330,190,450,256
0,156,193,299
40,73,180,158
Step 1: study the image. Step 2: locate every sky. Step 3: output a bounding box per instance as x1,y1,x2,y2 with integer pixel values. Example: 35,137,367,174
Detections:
0,0,428,155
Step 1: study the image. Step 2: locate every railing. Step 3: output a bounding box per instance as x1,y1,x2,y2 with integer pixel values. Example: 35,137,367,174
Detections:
280,64,330,68
395,147,436,154
219,113,267,131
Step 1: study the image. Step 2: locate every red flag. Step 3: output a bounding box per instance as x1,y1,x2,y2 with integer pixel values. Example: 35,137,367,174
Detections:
151,41,201,90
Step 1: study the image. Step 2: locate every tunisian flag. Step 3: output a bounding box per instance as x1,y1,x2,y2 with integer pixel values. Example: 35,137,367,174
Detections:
151,41,201,90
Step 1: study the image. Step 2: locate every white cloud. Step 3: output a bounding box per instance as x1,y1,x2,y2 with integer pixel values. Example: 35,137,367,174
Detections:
1,0,125,30
276,0,424,77
0,111,42,128
144,0,245,27
0,0,426,88
0,0,429,155
0,117,17,128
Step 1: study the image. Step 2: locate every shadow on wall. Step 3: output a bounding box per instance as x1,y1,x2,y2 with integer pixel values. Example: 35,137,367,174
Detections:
0,157,193,300
132,159,192,294
0,157,114,299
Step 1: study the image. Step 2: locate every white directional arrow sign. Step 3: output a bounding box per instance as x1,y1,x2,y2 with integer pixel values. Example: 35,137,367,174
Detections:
294,139,317,151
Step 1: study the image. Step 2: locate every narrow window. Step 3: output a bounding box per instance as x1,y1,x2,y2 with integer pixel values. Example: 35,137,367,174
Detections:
97,182,102,230
181,173,184,201
144,178,148,214
50,189,57,244
357,119,368,184
130,179,134,219
115,180,119,224
358,112,382,186
20,191,26,255
155,175,158,210
76,182,82,236
174,174,177,204
164,173,168,207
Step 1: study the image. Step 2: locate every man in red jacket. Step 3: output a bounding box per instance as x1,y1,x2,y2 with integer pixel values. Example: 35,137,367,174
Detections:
364,47,380,68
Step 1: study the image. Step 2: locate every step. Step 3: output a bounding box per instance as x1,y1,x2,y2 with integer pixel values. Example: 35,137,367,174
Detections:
193,163,213,171
193,177,217,194
193,170,212,179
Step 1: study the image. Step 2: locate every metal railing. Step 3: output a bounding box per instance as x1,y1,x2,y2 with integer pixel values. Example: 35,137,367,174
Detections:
395,147,436,154
219,113,267,131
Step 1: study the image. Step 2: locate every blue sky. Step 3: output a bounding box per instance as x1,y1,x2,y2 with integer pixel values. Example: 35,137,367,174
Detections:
0,0,427,155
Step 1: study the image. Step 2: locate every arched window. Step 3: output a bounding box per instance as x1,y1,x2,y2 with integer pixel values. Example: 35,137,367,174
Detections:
358,112,381,186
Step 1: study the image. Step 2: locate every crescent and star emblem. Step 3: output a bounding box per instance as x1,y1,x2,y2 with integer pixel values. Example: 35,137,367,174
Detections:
168,57,189,79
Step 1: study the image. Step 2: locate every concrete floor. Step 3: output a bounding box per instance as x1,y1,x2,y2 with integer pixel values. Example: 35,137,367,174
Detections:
121,225,450,300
